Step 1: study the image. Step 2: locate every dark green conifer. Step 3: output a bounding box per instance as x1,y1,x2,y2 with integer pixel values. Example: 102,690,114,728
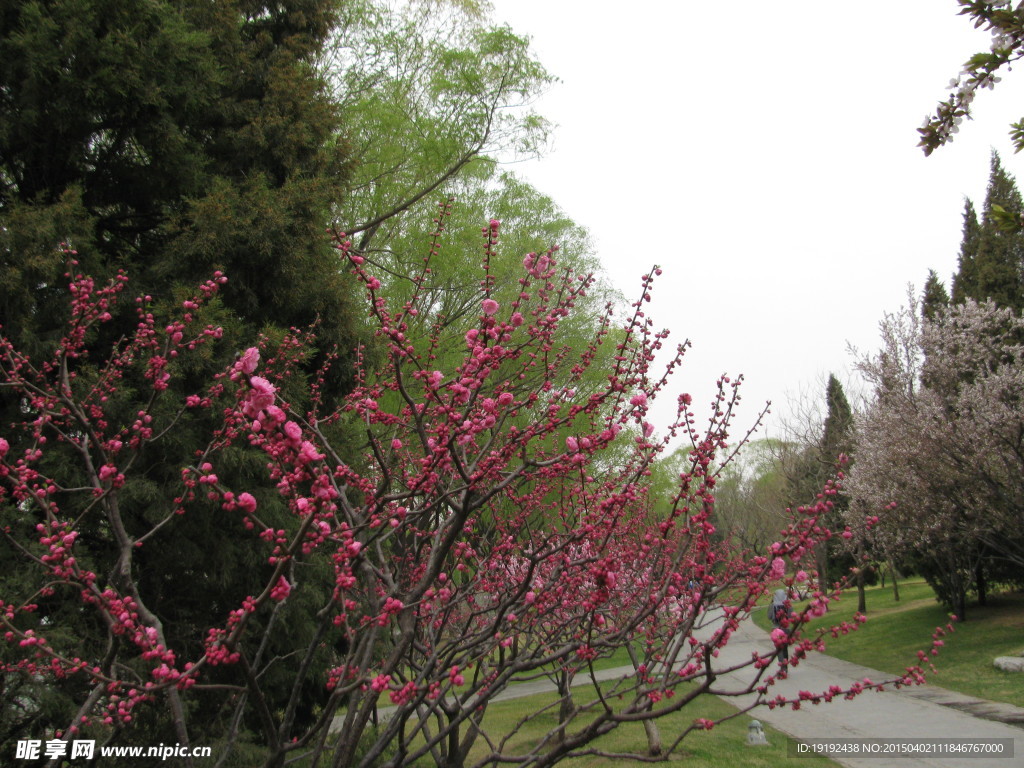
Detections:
821,374,854,465
0,0,361,374
952,153,1024,311
951,199,981,304
817,374,858,588
922,269,951,321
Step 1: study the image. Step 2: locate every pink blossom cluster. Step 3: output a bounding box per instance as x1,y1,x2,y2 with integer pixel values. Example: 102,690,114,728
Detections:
0,222,954,766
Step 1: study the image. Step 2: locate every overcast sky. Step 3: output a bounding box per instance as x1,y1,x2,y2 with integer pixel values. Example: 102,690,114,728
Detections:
486,0,1024,442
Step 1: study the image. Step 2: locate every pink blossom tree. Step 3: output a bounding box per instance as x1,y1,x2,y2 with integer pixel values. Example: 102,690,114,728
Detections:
0,226,948,767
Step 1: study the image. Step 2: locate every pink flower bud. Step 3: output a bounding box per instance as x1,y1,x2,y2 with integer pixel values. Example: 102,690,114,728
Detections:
270,576,291,601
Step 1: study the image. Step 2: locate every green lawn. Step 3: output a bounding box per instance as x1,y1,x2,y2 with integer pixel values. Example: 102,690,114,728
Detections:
322,683,841,768
459,686,838,768
755,579,1024,707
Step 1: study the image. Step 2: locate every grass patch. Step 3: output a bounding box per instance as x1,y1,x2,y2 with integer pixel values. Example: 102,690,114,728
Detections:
755,579,1024,707
460,686,839,767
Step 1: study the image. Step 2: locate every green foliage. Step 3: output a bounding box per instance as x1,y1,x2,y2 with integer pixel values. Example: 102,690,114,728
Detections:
817,375,860,586
915,155,1024,619
325,0,554,250
912,548,1024,613
708,438,793,554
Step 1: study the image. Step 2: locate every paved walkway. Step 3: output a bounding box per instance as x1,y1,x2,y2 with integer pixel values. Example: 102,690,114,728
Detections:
470,614,1023,767
699,614,1023,768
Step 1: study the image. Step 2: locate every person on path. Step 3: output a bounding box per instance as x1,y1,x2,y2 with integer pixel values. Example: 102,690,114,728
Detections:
768,588,792,663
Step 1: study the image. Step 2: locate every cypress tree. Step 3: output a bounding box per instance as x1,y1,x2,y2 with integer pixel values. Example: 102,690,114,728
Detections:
816,374,857,588
821,375,854,465
952,153,1024,311
950,199,980,305
922,269,951,321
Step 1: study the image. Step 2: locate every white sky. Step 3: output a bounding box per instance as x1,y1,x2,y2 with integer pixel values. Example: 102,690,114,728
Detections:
487,0,1024,442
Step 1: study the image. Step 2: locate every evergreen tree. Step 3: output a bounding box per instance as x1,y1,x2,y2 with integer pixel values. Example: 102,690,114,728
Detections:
922,269,950,321
0,0,362,374
821,375,854,464
0,0,366,751
817,374,859,589
951,154,1024,312
951,199,980,305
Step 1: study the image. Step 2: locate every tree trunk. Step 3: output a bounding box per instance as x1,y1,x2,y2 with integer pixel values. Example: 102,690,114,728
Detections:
953,588,967,622
624,644,662,756
642,717,663,757
889,559,900,602
553,669,574,747
815,542,829,592
856,542,867,614
976,563,988,607
455,711,484,768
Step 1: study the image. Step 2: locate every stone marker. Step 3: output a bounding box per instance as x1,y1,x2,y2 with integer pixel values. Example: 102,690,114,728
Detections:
746,719,769,746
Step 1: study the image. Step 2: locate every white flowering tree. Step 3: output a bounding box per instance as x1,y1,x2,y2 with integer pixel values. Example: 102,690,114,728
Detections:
849,294,1024,619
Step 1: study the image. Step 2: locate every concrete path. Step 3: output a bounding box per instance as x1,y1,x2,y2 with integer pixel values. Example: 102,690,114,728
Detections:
342,615,1023,768
482,615,1023,767
701,615,1023,768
